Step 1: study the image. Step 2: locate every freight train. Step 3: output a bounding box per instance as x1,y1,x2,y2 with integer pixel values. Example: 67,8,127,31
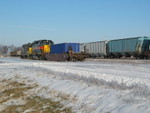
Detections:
19,36,150,61
80,36,150,59
20,40,89,61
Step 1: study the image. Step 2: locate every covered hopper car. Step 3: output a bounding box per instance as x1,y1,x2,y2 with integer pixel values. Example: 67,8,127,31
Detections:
80,41,108,58
107,36,150,59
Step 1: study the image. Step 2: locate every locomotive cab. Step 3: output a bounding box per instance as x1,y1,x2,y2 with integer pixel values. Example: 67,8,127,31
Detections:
32,40,54,60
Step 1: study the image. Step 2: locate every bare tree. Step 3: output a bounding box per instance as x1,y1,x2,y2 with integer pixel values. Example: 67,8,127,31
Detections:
0,45,8,55
0,44,21,56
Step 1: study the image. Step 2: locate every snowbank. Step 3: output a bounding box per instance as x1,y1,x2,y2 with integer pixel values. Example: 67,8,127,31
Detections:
0,57,150,113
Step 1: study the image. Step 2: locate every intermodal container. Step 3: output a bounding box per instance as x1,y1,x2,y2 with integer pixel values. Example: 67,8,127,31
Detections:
50,43,80,54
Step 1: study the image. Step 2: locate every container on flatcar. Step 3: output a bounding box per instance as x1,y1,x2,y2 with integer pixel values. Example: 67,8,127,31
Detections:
11,50,21,57
10,51,17,56
45,43,89,61
80,41,108,58
17,50,21,56
50,43,80,54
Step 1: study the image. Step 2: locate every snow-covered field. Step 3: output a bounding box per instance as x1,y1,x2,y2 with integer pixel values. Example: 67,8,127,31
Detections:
0,57,150,113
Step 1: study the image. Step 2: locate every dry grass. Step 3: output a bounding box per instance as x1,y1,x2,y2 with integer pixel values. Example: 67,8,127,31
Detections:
0,79,74,113
1,96,73,113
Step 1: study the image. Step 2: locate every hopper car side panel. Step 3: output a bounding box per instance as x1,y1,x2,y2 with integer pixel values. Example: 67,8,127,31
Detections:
107,36,150,58
80,41,108,58
107,37,139,58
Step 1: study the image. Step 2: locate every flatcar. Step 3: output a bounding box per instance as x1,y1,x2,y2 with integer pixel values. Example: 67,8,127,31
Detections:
45,43,89,61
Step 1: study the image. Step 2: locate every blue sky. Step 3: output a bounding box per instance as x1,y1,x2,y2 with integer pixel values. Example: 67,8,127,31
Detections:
0,0,150,46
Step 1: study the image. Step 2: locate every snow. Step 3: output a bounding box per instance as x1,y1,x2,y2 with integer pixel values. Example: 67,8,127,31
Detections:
0,57,150,113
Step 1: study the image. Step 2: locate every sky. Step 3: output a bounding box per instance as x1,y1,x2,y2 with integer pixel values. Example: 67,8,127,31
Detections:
0,0,150,46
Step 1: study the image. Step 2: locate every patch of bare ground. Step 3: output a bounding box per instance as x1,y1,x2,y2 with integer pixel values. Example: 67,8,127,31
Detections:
0,79,74,113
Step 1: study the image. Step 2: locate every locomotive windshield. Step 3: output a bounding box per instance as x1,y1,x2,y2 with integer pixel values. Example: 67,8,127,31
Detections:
41,40,54,45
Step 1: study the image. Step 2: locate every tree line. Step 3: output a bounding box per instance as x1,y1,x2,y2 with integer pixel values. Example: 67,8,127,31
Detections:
0,44,21,56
